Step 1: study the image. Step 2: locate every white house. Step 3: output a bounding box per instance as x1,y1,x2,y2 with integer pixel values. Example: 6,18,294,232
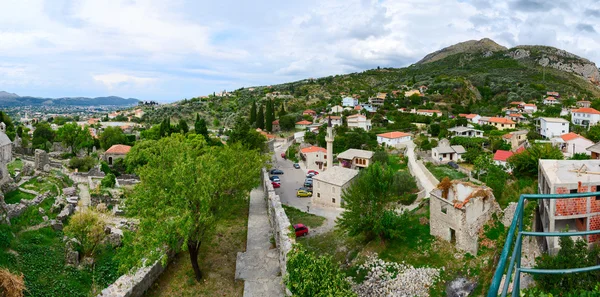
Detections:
577,101,591,108
376,131,412,146
416,109,442,117
523,104,538,113
551,132,593,158
358,103,377,113
447,126,484,138
537,117,569,139
342,97,358,107
493,150,514,169
347,114,372,131
543,97,560,105
323,116,342,127
459,114,481,124
295,120,312,130
431,145,466,163
571,107,600,127
312,166,359,208
300,146,327,171
330,105,344,113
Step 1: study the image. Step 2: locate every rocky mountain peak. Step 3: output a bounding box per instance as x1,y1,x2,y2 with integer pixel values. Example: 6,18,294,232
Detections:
416,38,507,64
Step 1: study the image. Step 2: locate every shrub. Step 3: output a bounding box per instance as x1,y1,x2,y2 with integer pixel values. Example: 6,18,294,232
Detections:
68,156,97,172
100,161,111,175
101,173,116,188
64,210,107,257
0,224,13,249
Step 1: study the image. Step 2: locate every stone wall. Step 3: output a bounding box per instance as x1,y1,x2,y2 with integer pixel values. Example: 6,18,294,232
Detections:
261,168,295,282
97,259,168,297
1,192,50,223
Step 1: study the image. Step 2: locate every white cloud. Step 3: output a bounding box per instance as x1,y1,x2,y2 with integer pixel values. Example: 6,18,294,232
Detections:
93,73,157,89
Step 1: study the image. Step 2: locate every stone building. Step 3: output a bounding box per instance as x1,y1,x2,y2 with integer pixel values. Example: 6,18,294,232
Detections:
538,159,600,254
0,123,12,185
299,146,327,171
429,180,500,255
104,144,132,165
311,166,358,208
337,149,373,170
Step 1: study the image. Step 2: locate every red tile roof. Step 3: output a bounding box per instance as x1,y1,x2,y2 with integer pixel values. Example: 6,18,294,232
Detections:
300,146,327,154
105,144,131,155
493,150,514,162
572,107,600,115
515,146,526,154
524,104,536,107
489,117,515,124
347,114,366,119
296,120,312,125
509,113,523,118
544,97,557,101
377,131,411,139
303,109,316,115
354,105,362,110
465,114,479,119
510,101,525,105
561,132,586,142
272,120,279,125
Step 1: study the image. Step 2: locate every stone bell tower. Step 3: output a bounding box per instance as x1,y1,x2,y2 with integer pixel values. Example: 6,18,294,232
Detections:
326,117,334,170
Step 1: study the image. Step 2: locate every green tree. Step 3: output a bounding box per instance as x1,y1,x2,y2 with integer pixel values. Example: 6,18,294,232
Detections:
256,104,265,129
508,144,563,178
249,101,257,124
429,123,441,137
585,125,600,142
194,114,209,140
285,245,356,297
279,102,287,117
99,126,128,150
569,153,591,160
228,117,267,151
178,119,189,134
101,173,116,188
279,115,296,131
372,150,389,164
32,122,55,151
304,131,317,145
265,100,273,132
64,210,107,257
337,163,400,242
474,153,493,180
119,135,267,281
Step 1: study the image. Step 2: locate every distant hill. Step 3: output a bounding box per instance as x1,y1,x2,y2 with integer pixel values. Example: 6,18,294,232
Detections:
416,38,508,64
0,92,140,107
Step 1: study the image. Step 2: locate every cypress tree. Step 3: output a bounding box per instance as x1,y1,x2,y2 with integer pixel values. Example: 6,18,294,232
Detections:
279,102,287,117
256,104,265,130
179,119,189,134
265,100,273,132
271,100,276,121
250,101,257,124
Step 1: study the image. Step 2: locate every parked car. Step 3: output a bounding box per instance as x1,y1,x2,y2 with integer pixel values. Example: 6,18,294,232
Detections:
293,224,309,237
307,170,319,175
304,181,313,188
298,187,311,192
297,189,312,197
270,169,284,175
305,178,313,183
448,161,459,169
269,176,280,182
271,182,281,188
281,153,286,159
293,163,301,169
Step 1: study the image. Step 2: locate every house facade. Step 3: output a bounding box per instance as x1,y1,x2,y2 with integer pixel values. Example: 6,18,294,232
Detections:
447,126,483,138
537,117,569,139
337,149,374,170
302,109,317,117
543,97,560,105
330,105,344,113
272,120,280,132
295,120,312,130
347,114,372,131
523,104,538,113
577,101,591,108
342,97,358,107
538,159,600,254
571,108,600,127
502,130,528,150
493,150,513,168
431,145,466,163
487,117,516,130
323,116,342,127
300,146,327,171
104,144,131,165
376,131,413,146
551,133,593,158
416,109,442,117
312,166,358,208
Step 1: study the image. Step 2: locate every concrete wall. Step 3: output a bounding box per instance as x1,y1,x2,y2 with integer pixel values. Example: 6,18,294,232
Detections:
261,168,295,283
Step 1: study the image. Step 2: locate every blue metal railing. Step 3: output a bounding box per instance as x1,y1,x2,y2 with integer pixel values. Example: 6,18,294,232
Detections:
488,192,600,296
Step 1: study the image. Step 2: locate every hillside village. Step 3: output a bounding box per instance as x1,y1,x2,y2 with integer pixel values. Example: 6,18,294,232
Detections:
2,39,600,297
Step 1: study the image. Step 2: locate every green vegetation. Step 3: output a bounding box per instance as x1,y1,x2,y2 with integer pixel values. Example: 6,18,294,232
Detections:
282,205,325,229
56,122,94,154
7,158,23,176
99,126,129,150
3,190,36,204
101,173,116,188
425,163,467,181
508,144,563,178
69,156,97,172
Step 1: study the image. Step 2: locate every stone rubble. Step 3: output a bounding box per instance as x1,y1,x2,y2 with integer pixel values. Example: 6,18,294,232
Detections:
349,253,441,297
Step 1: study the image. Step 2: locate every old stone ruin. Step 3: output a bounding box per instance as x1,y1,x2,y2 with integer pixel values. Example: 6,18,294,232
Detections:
34,149,50,172
429,179,501,255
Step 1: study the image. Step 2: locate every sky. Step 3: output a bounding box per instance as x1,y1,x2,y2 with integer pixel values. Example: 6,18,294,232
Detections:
1,0,599,102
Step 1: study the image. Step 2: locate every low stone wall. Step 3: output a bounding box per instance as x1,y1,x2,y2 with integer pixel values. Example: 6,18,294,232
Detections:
1,192,50,222
261,168,295,284
97,259,167,297
18,188,40,196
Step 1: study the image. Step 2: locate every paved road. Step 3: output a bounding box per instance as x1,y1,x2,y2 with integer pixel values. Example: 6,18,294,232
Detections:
235,188,284,297
271,142,343,236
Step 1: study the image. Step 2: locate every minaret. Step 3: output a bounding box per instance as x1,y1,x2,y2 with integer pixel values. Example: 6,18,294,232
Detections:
326,117,334,170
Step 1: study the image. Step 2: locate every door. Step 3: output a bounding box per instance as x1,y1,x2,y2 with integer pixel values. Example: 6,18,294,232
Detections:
450,228,456,244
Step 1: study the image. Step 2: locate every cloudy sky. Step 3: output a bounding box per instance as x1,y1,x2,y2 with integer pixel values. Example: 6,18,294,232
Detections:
1,0,599,102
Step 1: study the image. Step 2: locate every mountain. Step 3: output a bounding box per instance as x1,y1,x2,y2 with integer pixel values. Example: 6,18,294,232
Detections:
0,92,140,107
417,38,508,64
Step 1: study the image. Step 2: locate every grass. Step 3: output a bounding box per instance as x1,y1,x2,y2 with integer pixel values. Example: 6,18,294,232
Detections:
282,205,326,229
388,155,408,172
425,163,467,181
10,197,57,232
144,199,249,297
7,158,23,176
3,190,36,204
21,176,62,196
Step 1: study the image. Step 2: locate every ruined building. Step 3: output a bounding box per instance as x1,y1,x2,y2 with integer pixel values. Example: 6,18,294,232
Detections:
429,179,500,255
538,159,600,254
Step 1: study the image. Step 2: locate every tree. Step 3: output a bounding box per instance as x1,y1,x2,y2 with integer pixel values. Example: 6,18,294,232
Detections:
569,153,591,160
279,115,296,131
508,144,563,178
279,102,287,117
256,104,265,129
194,114,209,140
265,100,273,132
64,210,107,257
285,245,356,297
32,122,55,151
178,119,189,134
101,173,116,188
428,123,441,137
228,117,267,151
99,126,127,150
119,135,267,281
337,163,400,242
474,153,493,180
76,127,94,152
249,101,257,124
585,125,600,142
372,150,389,164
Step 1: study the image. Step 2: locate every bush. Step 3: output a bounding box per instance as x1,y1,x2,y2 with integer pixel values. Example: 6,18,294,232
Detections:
0,224,13,249
101,173,116,188
100,161,111,175
69,156,97,172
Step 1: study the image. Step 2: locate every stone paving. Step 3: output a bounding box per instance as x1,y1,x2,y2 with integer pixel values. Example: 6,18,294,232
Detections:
77,183,91,210
235,188,285,297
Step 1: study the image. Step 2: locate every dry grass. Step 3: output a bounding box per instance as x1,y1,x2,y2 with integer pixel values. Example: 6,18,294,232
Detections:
144,201,249,297
0,268,25,297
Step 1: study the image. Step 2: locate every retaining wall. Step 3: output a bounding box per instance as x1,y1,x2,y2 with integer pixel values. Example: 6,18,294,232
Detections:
261,168,295,284
97,259,167,297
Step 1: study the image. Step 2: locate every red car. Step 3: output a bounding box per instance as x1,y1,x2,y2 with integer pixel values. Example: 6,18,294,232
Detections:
294,224,309,237
272,182,281,188
307,170,319,175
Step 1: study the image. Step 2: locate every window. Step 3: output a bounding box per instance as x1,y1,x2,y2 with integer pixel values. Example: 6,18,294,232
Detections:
596,186,600,200
317,193,320,198
332,198,336,203
570,189,578,194
441,205,447,214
